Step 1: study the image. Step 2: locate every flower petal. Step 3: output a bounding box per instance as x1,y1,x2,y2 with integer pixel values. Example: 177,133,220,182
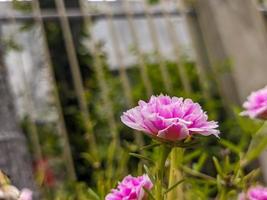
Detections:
157,122,189,141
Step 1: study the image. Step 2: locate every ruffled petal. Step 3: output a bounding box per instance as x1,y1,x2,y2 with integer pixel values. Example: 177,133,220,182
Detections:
241,86,267,120
157,122,189,141
121,95,220,142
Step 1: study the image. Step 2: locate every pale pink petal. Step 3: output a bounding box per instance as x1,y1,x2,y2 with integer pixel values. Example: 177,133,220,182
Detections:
18,189,32,200
241,86,267,120
121,95,220,142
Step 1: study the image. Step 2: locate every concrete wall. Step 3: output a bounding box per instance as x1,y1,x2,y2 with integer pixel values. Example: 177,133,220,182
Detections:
195,0,267,101
192,0,267,181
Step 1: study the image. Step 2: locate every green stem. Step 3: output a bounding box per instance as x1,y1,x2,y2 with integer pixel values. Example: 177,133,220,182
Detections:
218,188,227,200
156,145,172,200
167,148,184,200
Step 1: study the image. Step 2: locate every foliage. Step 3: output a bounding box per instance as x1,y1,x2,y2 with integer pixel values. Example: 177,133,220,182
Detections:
23,52,266,199
10,1,267,199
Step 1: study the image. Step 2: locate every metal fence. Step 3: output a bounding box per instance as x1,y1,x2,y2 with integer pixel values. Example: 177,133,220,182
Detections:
0,0,232,183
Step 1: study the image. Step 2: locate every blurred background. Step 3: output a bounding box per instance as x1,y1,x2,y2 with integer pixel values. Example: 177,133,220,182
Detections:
0,0,267,199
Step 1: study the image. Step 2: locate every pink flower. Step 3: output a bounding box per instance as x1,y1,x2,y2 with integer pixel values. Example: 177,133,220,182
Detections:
18,189,32,200
241,86,267,120
105,174,153,200
238,192,246,200
121,95,219,142
238,186,267,200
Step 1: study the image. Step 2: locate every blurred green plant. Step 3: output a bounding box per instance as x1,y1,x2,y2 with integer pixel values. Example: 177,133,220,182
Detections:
10,0,267,199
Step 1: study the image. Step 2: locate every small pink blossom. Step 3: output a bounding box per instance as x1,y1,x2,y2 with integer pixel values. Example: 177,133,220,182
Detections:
121,95,219,142
238,192,246,200
241,86,267,120
238,186,267,200
18,189,32,200
105,174,153,200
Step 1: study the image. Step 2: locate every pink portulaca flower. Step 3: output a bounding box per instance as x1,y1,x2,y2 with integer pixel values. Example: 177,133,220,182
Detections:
121,95,219,142
18,189,32,200
238,186,267,200
105,174,153,200
241,86,267,120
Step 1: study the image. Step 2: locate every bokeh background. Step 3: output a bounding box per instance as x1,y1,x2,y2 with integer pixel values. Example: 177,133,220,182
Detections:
0,0,267,199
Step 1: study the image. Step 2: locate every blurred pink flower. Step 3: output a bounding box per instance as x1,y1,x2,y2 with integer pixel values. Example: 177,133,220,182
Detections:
105,174,153,200
18,189,32,200
238,192,246,200
241,86,267,120
238,186,267,200
121,95,219,142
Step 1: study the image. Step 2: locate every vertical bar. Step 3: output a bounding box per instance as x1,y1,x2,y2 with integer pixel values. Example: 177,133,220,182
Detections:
78,1,124,188
102,1,134,107
122,0,153,97
54,0,99,162
180,0,240,115
102,1,144,145
160,0,192,93
142,0,173,93
78,0,119,158
178,0,212,99
32,0,77,180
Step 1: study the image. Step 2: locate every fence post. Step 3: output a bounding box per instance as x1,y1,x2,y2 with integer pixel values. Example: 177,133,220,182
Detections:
186,0,267,182
182,0,241,112
55,0,99,166
32,0,77,181
179,2,212,99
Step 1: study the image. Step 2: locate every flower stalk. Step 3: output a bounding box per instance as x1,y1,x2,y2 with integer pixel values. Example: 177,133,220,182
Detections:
167,148,184,200
156,145,172,200
218,188,227,200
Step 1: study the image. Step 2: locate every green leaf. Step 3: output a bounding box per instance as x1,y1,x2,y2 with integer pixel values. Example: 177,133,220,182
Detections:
140,143,160,150
143,164,150,175
193,153,208,172
164,179,184,195
244,121,267,165
243,168,260,183
129,153,155,164
143,164,155,183
245,137,267,164
219,139,241,155
81,153,94,164
147,0,159,5
87,188,101,200
182,166,216,184
212,157,223,177
183,149,202,163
